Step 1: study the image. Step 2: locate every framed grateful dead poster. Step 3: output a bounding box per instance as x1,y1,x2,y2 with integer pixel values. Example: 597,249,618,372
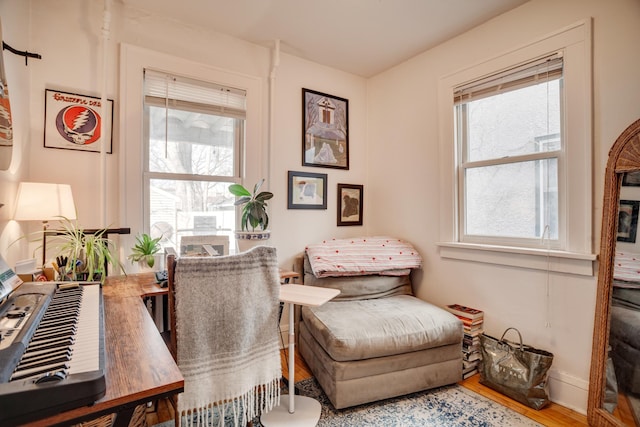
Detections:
44,89,113,153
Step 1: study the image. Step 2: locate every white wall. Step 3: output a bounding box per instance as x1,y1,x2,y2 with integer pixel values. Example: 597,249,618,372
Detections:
272,53,368,270
366,0,640,413
1,0,368,272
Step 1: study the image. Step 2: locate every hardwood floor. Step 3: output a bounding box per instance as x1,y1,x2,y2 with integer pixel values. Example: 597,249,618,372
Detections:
146,349,591,426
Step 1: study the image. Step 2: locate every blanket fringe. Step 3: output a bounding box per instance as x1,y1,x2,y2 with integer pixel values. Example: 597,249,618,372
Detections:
180,378,281,427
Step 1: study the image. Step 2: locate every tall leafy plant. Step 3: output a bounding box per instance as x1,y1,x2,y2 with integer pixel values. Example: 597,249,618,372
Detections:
229,179,273,231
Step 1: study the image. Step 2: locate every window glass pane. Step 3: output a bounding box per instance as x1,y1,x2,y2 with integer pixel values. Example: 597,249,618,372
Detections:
149,179,235,249
465,159,558,240
148,105,237,176
464,79,561,162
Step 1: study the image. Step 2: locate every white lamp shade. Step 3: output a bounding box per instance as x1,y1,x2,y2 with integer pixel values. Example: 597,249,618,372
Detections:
14,182,77,221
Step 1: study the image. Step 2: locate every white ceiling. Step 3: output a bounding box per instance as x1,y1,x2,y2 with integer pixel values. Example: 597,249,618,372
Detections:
120,0,529,77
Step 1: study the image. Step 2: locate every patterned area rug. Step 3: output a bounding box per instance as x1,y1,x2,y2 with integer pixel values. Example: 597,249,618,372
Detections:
154,377,542,427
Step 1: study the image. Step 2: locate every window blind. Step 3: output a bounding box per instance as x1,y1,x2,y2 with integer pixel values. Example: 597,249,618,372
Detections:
454,53,563,105
144,69,246,119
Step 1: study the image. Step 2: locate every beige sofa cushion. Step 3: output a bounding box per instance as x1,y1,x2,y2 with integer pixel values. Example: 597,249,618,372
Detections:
301,295,463,362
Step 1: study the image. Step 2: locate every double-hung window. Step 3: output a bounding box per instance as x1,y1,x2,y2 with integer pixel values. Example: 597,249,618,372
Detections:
438,21,593,273
455,54,563,249
143,70,244,249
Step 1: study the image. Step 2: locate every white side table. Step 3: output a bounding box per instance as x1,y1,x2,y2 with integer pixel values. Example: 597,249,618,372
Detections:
261,284,340,427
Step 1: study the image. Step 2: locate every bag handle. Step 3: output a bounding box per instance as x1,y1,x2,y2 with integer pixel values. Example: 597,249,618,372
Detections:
500,327,524,351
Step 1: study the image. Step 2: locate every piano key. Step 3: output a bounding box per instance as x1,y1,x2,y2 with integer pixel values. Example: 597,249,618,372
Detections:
37,318,76,329
31,326,76,341
18,346,71,361
24,337,74,353
15,353,71,371
40,308,80,320
19,348,71,364
32,325,76,339
11,362,69,381
68,285,100,374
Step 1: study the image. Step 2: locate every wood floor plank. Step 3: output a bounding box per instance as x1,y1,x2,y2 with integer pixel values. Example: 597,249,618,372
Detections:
459,374,588,426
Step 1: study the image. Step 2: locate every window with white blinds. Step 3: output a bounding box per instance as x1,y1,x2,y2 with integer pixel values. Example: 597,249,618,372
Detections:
455,53,565,248
142,69,244,250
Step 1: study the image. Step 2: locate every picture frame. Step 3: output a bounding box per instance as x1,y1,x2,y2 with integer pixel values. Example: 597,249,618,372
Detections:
179,235,229,256
337,184,363,226
623,171,640,186
617,200,640,243
288,170,327,209
302,88,349,170
44,89,113,154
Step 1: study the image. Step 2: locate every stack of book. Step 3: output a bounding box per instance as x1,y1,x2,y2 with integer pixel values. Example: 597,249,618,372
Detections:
445,303,484,379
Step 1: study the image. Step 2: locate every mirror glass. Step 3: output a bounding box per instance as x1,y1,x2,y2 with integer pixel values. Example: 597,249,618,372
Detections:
607,172,640,425
589,118,640,426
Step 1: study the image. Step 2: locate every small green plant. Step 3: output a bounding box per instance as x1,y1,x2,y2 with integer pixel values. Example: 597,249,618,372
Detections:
128,233,162,268
228,179,274,231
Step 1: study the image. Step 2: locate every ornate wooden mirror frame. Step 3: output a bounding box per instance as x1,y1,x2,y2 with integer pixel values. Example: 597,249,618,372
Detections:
588,117,640,426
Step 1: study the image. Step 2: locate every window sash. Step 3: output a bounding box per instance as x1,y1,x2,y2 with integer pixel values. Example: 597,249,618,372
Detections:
455,55,564,249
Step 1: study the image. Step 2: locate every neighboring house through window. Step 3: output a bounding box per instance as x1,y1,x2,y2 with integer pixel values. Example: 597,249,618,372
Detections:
455,54,563,249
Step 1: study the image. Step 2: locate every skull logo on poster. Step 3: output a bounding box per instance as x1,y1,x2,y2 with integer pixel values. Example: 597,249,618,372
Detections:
55,105,101,145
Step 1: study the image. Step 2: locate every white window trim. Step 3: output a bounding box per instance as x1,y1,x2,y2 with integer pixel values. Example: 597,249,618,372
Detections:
120,44,263,258
437,20,594,275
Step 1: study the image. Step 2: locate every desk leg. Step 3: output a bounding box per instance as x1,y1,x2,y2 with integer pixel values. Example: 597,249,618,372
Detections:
260,302,321,426
112,406,135,427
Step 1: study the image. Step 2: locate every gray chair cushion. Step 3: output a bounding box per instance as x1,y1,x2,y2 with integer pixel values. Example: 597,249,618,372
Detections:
303,254,412,301
301,295,463,362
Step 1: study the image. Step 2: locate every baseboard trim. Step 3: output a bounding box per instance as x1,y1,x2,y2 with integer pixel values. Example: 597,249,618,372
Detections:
548,369,588,415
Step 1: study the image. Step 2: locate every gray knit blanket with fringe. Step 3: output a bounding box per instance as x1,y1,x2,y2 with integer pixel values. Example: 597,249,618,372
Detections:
174,246,282,427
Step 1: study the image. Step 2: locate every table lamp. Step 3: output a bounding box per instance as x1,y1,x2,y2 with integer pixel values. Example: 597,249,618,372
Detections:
14,182,77,267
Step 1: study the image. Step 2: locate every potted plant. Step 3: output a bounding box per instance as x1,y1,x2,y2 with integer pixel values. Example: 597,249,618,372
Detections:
128,233,162,269
228,179,273,251
50,217,123,283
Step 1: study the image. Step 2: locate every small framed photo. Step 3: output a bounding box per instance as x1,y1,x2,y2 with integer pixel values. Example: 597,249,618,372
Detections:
288,170,327,209
618,200,640,243
302,88,349,170
623,171,640,186
337,184,363,226
44,89,113,153
180,235,229,256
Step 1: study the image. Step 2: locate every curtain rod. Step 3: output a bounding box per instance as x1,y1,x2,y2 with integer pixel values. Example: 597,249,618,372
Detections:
2,41,42,65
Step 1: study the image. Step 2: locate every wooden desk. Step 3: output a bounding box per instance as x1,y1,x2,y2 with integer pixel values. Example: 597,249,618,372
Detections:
24,274,184,427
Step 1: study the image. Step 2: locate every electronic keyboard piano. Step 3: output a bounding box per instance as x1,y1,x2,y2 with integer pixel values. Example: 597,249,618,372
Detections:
0,281,106,426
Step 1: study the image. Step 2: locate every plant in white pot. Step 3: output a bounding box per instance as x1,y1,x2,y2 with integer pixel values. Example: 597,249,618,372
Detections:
229,179,273,252
128,233,162,270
